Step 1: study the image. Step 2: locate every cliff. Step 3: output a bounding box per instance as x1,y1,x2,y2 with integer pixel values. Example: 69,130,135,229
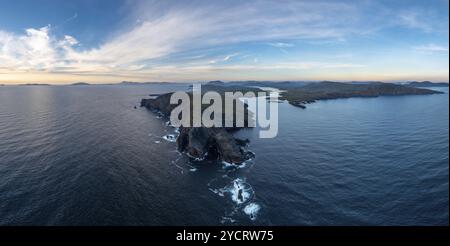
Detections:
141,90,255,164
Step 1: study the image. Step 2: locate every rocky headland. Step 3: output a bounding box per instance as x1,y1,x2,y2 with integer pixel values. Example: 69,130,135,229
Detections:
141,84,259,164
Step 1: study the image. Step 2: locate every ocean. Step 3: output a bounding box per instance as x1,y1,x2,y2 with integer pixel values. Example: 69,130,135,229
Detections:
0,84,448,225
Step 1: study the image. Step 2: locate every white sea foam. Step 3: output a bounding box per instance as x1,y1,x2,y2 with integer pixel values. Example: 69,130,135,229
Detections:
174,164,184,174
220,216,237,224
165,121,175,127
209,188,225,197
228,178,253,205
222,160,236,169
154,140,161,144
239,158,254,169
162,134,177,142
222,158,253,170
210,177,259,222
154,111,164,119
188,164,198,172
243,203,261,221
187,152,208,161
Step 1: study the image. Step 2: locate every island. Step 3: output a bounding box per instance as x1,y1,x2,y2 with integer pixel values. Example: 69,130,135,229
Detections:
70,82,90,86
19,83,51,86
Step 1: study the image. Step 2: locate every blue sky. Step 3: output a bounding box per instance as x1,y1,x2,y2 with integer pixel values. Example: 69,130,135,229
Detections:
0,0,448,84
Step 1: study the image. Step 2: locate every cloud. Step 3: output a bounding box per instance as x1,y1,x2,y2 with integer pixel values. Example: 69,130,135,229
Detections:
267,42,295,48
398,11,434,32
116,61,366,76
6,1,359,70
55,13,78,29
209,53,239,64
76,0,361,67
0,26,58,70
246,62,365,70
414,44,449,53
223,53,238,61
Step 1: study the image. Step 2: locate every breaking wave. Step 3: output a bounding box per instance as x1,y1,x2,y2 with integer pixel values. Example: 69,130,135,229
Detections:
243,203,261,221
162,134,177,142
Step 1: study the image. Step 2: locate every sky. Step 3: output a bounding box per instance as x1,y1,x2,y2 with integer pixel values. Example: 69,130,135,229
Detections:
0,0,448,84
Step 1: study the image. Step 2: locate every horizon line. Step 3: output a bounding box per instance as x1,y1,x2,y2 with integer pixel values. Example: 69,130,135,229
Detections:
1,80,449,86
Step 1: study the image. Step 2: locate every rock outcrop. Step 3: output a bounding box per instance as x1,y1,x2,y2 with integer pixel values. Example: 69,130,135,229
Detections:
141,93,178,115
141,92,253,164
177,127,249,164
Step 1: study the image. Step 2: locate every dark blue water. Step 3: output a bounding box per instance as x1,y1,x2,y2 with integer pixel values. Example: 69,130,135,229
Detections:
0,85,448,225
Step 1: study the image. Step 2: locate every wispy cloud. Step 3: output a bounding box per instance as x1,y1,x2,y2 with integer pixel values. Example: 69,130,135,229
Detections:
55,13,78,29
396,5,448,34
267,42,295,48
398,11,434,32
414,44,449,53
223,53,239,61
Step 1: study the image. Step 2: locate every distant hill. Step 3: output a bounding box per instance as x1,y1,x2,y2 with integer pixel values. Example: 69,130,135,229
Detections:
71,82,90,86
203,81,263,94
207,80,449,90
407,81,449,87
206,80,226,86
349,81,384,85
242,81,310,89
206,80,309,89
20,83,51,86
120,81,146,85
119,81,172,85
